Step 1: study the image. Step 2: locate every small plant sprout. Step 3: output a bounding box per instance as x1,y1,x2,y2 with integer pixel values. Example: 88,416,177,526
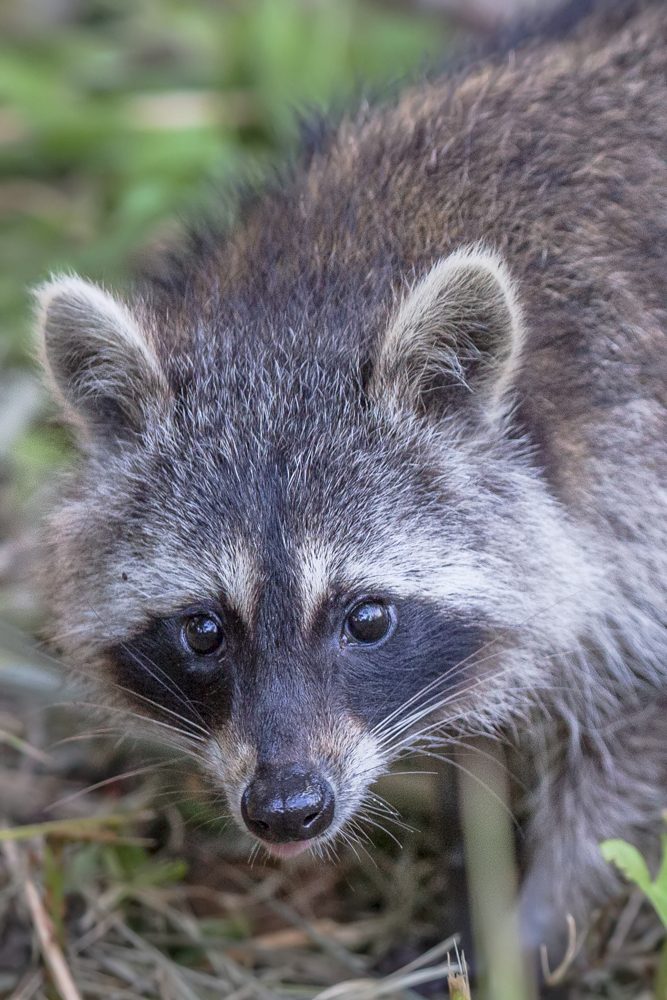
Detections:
601,819,667,998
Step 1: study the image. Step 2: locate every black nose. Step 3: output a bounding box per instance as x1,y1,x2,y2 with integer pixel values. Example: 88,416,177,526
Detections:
241,764,335,843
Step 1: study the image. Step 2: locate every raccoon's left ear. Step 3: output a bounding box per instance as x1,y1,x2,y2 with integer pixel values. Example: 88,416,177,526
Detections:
35,275,167,449
370,247,524,426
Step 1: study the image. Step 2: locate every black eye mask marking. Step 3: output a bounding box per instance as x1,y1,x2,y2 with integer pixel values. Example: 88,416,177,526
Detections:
103,595,490,748
338,598,490,730
104,606,235,732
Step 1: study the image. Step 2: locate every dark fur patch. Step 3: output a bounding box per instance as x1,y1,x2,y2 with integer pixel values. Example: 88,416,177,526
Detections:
495,0,645,54
104,603,237,734
105,592,489,752
338,600,489,731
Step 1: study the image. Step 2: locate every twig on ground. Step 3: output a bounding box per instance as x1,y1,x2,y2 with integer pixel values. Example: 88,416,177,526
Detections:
607,891,645,954
221,863,367,973
9,970,44,1000
540,914,581,986
312,936,462,1000
2,837,82,1000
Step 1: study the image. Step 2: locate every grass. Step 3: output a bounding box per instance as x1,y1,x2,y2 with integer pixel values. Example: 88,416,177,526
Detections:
0,0,449,367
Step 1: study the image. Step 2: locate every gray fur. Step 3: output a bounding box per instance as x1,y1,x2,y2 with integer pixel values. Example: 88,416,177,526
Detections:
35,0,667,953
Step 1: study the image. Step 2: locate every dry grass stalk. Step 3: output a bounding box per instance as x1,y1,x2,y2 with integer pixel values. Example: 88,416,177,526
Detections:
0,728,53,766
447,973,471,1000
447,972,471,1000
540,914,581,986
239,916,387,951
124,888,284,1000
220,863,367,973
0,812,155,843
2,838,82,1000
109,917,209,1000
447,946,471,1000
312,935,461,1000
8,970,44,1000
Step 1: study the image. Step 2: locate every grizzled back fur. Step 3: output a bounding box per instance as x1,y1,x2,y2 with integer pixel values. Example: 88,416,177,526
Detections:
35,0,667,952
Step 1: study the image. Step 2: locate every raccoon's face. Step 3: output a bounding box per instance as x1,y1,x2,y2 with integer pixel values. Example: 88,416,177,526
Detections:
36,249,592,856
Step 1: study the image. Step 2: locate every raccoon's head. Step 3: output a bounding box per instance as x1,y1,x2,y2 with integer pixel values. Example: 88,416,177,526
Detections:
35,248,593,856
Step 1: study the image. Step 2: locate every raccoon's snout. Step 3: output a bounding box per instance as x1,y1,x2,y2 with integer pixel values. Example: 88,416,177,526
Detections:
241,764,335,847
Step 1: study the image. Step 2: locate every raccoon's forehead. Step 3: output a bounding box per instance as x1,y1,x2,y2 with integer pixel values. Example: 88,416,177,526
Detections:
77,350,519,639
85,403,500,638
130,412,459,596
148,352,447,532
91,504,494,644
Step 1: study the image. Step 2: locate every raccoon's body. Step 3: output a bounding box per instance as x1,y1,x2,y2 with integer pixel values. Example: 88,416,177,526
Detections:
36,0,667,954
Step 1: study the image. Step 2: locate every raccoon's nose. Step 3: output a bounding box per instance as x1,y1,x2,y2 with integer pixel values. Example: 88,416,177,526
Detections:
241,764,335,843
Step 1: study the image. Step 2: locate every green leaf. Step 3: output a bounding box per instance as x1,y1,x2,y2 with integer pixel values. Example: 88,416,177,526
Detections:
601,838,667,928
600,839,652,893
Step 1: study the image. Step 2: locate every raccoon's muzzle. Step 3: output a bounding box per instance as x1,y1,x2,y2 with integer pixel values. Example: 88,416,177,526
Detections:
241,762,335,849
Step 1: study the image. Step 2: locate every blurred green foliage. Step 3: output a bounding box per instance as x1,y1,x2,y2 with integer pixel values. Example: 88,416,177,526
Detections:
601,835,667,998
0,0,450,367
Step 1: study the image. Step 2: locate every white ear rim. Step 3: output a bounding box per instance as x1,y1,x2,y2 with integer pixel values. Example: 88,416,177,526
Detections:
35,274,162,375
34,273,166,435
375,245,524,424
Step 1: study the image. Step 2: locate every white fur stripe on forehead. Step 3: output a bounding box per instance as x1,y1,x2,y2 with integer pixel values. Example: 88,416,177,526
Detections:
136,538,260,624
298,542,335,626
35,274,166,442
221,539,260,621
372,245,524,424
76,537,261,644
296,535,493,628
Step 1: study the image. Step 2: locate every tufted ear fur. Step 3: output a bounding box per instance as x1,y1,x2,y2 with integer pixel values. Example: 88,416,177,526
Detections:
371,247,524,425
35,275,167,448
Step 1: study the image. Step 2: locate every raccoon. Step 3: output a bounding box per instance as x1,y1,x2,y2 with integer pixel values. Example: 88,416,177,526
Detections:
34,0,667,955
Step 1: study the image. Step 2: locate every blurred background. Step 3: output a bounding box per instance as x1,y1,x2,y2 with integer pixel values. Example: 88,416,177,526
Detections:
0,4,650,1000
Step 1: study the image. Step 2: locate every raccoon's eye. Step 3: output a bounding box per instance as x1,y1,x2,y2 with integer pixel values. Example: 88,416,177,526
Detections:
182,614,224,656
344,601,394,645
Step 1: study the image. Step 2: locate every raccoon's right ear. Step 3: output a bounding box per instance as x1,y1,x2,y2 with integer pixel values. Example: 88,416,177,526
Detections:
370,247,524,426
35,275,167,448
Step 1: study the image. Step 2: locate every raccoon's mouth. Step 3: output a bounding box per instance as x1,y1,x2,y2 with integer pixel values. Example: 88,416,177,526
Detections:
260,839,314,859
